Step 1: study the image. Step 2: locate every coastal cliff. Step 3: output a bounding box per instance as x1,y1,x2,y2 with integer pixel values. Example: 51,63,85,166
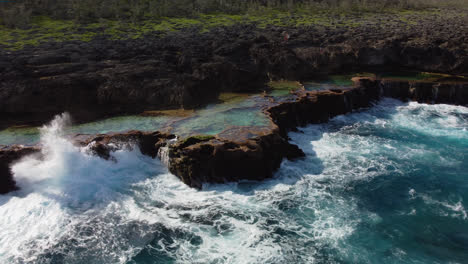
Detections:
1,14,467,128
1,8,468,193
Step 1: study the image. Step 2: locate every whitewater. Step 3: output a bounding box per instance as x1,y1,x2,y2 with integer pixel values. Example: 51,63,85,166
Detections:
0,98,467,263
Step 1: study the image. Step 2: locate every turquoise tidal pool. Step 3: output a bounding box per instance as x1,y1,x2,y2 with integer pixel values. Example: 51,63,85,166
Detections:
0,72,444,146
0,92,273,145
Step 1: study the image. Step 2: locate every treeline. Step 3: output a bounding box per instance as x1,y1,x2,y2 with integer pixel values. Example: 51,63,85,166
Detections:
0,0,465,28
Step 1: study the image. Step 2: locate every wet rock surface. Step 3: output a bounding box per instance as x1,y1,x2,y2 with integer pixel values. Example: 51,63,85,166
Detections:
74,130,176,160
168,127,305,189
0,131,174,194
1,77,467,194
1,13,468,193
1,15,468,129
354,77,468,105
0,145,40,194
268,85,381,136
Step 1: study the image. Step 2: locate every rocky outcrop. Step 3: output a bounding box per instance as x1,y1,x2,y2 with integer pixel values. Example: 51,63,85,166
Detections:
0,145,40,194
0,131,174,194
0,127,304,192
75,130,176,160
354,77,468,105
167,128,304,189
0,77,466,194
78,78,467,189
1,15,467,129
268,84,381,136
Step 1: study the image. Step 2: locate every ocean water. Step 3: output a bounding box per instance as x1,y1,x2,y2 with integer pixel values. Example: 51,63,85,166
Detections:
0,98,467,263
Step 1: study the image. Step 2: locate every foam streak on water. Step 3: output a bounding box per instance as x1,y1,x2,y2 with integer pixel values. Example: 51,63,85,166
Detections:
0,99,467,264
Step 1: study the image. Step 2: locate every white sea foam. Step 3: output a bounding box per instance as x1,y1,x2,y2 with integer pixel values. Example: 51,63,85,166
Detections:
0,99,467,263
0,113,165,263
417,194,468,220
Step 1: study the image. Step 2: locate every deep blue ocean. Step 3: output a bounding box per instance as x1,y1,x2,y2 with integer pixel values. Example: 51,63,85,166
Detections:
0,98,467,263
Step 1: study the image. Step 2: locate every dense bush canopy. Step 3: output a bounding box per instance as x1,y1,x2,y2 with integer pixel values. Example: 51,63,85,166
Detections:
1,0,466,28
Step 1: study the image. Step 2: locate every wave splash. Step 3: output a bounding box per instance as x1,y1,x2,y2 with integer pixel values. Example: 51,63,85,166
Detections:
0,99,467,263
0,113,165,263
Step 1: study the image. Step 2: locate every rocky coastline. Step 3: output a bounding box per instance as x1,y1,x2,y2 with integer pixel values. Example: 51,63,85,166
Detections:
1,76,467,194
1,15,467,129
1,16,468,194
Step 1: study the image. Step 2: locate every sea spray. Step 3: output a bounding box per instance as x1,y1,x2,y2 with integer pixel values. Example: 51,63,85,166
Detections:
12,113,73,189
157,136,178,167
0,113,166,263
0,100,467,263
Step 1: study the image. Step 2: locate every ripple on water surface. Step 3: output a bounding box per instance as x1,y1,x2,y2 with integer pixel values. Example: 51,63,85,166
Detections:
0,98,467,263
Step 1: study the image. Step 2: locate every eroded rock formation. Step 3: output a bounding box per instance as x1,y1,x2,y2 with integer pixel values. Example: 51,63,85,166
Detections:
267,84,381,136
75,130,176,160
1,77,467,194
1,18,467,129
354,77,468,105
168,128,304,189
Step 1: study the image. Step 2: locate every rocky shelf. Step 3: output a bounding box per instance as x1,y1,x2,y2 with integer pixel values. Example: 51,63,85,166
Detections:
1,77,467,194
1,17,468,130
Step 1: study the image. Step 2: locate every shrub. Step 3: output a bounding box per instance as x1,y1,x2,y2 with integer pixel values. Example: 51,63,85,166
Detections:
1,0,467,28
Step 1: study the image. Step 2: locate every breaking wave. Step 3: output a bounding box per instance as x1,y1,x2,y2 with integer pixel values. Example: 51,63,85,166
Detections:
0,98,467,263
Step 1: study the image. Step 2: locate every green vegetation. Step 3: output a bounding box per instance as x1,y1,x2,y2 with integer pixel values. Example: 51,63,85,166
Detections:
0,0,467,50
0,16,96,49
2,0,467,28
186,135,216,141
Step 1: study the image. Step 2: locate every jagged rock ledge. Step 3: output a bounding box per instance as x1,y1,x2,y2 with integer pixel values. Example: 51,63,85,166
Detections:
167,127,304,189
1,78,467,194
2,19,468,129
355,77,468,105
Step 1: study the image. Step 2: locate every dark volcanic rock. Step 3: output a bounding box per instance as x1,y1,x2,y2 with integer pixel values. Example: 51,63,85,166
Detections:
1,78,466,194
1,18,468,128
168,129,304,189
0,131,175,195
75,130,176,160
354,77,468,105
78,79,465,190
267,85,381,136
0,145,40,194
